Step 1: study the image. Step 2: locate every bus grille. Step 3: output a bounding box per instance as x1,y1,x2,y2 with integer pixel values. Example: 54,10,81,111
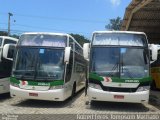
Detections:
102,87,137,92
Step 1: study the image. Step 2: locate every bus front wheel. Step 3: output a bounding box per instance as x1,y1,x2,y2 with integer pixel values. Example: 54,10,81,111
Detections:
71,82,76,98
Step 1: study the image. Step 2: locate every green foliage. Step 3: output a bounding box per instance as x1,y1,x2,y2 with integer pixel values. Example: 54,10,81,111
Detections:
70,33,90,46
10,34,19,39
0,31,8,36
105,17,122,30
0,31,19,39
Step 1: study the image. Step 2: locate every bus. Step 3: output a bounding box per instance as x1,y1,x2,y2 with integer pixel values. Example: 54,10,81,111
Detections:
83,31,156,103
150,44,160,90
5,32,86,101
0,36,18,94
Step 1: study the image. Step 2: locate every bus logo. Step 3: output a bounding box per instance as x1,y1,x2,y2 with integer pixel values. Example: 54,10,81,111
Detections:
20,81,28,86
103,77,112,82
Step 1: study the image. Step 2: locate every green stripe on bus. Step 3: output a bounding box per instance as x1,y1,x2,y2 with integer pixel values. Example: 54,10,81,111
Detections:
89,73,104,81
10,77,20,84
89,72,152,83
50,80,64,86
111,77,152,83
10,77,64,86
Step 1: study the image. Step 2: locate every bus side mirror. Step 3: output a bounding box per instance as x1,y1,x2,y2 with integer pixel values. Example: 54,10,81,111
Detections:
3,44,16,61
83,43,90,61
149,44,158,61
64,47,71,64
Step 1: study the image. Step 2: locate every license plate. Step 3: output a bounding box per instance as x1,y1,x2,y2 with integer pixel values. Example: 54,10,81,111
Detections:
114,95,124,99
29,93,38,97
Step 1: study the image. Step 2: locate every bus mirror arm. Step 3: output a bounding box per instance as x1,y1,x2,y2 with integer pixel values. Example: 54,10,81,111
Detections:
3,44,16,61
149,44,159,62
64,47,71,64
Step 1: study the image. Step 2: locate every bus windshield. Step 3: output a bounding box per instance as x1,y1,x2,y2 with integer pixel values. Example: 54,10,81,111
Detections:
91,47,149,79
91,47,119,77
18,34,67,47
13,47,64,81
120,48,149,79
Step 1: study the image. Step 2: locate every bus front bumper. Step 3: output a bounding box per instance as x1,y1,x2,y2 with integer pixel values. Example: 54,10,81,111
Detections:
10,85,67,101
87,87,149,103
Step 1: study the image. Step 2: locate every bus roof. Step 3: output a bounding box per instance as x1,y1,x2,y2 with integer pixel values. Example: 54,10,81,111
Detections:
92,31,146,36
0,36,18,42
22,32,71,37
92,31,148,46
21,32,82,48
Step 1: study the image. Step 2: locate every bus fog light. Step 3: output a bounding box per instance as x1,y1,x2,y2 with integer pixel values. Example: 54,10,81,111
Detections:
137,86,150,92
49,85,64,90
89,83,102,90
10,83,19,88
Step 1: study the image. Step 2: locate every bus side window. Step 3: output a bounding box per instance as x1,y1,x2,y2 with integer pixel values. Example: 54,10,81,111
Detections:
0,38,2,46
75,63,85,73
69,37,74,50
3,39,17,46
7,46,15,58
75,43,83,55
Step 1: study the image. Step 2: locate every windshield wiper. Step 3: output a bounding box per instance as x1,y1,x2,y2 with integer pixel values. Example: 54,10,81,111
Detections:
121,56,134,79
13,70,35,79
121,61,134,79
123,67,134,79
108,62,119,77
35,76,56,81
34,70,58,81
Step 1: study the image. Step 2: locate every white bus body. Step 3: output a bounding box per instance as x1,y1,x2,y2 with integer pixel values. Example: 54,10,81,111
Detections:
84,31,151,103
0,36,18,94
9,32,86,101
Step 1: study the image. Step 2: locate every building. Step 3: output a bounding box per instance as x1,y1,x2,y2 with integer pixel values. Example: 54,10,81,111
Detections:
122,0,160,44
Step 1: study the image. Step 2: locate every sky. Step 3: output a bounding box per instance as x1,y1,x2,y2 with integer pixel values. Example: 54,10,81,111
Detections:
0,0,131,38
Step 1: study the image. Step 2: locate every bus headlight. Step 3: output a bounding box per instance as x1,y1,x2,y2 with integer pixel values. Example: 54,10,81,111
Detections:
10,82,19,88
49,85,64,90
89,83,102,90
137,86,150,92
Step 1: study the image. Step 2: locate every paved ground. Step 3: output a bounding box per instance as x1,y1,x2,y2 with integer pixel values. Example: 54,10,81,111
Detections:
0,90,160,120
149,90,160,110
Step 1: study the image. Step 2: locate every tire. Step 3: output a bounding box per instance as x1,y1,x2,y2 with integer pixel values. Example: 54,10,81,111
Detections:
90,100,95,105
71,82,76,98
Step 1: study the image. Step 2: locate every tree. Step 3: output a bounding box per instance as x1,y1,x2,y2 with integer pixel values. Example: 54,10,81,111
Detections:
0,31,8,36
0,31,19,39
10,34,19,39
105,17,122,30
70,33,90,46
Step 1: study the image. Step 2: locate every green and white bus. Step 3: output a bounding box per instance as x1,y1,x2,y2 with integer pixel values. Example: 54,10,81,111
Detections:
0,36,18,94
6,32,86,101
83,31,156,103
